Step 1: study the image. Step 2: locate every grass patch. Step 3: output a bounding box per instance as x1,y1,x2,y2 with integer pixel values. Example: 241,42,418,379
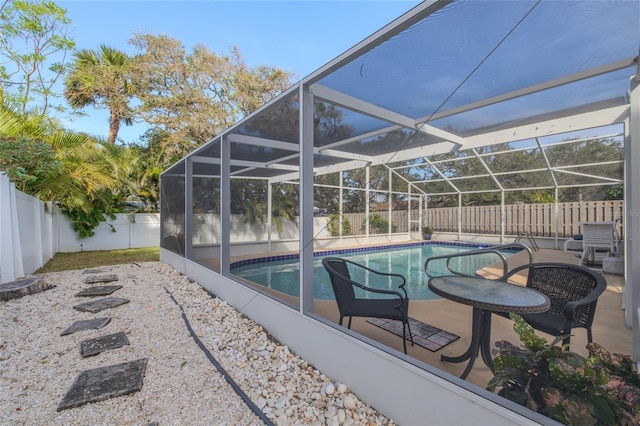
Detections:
36,247,160,274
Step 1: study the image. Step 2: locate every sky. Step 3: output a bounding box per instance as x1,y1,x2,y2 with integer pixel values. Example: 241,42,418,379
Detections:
57,0,422,142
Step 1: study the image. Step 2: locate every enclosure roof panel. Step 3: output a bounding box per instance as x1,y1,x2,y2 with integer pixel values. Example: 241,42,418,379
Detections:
314,1,638,122
171,0,638,193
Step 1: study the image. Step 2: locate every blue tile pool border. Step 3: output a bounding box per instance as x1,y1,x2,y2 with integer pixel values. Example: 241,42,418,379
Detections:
230,241,521,270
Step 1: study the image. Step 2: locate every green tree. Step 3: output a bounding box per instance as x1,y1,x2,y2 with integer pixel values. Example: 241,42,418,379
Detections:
271,182,299,233
38,137,142,237
64,45,134,144
123,34,295,204
230,48,293,117
421,138,622,207
129,133,169,210
0,92,137,237
0,0,75,114
326,213,351,236
230,179,267,224
128,33,294,158
340,165,391,213
604,184,623,200
361,213,396,234
94,137,141,205
547,138,623,202
0,134,61,193
314,172,341,215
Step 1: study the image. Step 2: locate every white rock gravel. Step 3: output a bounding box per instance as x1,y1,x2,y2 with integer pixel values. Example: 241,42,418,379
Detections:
0,261,394,425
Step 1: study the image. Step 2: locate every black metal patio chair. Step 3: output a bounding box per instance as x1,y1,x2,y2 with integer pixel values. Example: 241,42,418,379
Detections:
322,257,414,354
496,262,607,349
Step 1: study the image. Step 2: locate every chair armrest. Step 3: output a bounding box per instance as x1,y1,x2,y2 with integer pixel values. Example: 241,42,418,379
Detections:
563,284,607,320
350,280,405,298
344,278,406,310
336,259,408,300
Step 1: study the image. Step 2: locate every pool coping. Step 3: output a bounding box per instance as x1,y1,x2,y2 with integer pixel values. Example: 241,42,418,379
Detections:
229,240,520,269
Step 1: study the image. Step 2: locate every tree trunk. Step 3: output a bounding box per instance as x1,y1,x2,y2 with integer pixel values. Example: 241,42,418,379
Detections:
107,111,121,144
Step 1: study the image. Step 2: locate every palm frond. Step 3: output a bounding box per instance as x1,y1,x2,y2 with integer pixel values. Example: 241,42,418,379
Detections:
0,108,23,136
47,129,93,149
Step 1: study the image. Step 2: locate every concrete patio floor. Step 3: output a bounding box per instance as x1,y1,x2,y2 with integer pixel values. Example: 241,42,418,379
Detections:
201,245,631,391
312,248,630,389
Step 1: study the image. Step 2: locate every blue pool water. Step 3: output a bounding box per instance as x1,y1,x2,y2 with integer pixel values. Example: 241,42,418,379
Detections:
231,243,506,300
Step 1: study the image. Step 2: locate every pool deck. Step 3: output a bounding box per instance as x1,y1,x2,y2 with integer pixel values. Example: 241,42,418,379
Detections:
313,247,630,389
199,244,631,390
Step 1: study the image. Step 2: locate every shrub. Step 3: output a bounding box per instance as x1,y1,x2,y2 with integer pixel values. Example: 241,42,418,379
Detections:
487,314,640,425
361,213,396,234
0,135,61,194
326,214,351,236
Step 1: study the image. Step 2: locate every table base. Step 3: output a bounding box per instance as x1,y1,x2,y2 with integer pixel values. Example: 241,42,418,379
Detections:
441,307,494,380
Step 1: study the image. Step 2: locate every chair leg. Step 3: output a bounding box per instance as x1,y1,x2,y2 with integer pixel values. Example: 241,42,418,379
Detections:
339,316,344,327
401,321,414,354
402,324,407,354
587,328,593,343
347,317,352,329
562,334,571,350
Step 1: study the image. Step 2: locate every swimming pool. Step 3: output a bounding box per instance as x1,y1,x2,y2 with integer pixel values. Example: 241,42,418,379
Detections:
230,242,509,300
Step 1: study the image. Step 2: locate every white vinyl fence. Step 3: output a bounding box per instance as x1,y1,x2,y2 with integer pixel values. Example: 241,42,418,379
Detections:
0,173,160,283
57,214,160,253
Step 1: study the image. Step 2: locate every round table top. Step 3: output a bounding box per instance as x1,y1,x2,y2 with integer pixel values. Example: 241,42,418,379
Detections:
428,275,550,314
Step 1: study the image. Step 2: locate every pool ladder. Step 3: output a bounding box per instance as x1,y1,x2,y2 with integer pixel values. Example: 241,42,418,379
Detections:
514,232,539,252
424,242,534,279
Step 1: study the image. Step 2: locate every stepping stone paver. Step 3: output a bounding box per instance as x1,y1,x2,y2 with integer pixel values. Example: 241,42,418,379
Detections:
57,358,148,411
73,297,130,313
60,318,111,336
75,285,123,297
84,274,119,284
83,268,109,274
81,332,130,357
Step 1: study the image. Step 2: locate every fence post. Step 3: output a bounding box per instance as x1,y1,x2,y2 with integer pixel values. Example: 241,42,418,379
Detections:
0,173,24,283
414,199,621,240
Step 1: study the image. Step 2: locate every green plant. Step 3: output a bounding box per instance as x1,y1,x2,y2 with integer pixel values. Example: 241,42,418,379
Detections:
487,314,640,425
422,225,434,235
362,214,396,234
604,184,623,200
0,135,62,193
61,203,117,239
326,213,351,236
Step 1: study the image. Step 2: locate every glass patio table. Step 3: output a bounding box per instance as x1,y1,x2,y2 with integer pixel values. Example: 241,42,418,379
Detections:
428,275,550,380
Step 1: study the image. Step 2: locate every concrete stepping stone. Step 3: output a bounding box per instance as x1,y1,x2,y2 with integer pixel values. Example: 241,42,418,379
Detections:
73,297,130,313
57,358,148,411
75,285,123,297
83,268,110,274
84,274,119,284
80,332,129,357
60,318,111,336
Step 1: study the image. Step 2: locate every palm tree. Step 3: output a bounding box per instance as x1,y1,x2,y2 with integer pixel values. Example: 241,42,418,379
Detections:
1,92,114,201
64,45,134,144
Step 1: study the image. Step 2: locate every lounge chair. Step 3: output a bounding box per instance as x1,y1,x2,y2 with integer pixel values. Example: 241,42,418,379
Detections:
322,257,414,354
579,221,620,266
